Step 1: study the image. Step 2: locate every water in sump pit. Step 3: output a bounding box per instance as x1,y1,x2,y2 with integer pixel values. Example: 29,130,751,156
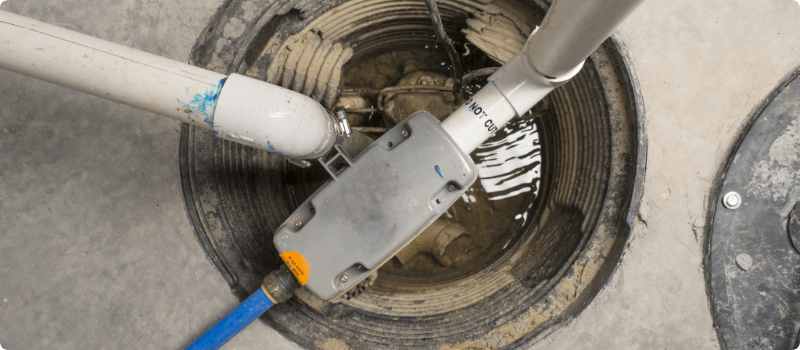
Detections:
341,47,544,274
382,116,543,274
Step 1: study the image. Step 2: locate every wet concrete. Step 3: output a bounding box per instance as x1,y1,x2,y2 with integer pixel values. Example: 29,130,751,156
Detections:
2,0,800,349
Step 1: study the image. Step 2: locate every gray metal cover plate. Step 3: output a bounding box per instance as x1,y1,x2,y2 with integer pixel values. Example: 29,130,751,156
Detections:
273,111,478,300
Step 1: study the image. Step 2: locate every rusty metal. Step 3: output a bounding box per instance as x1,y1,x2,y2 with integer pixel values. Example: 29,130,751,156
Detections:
261,265,301,304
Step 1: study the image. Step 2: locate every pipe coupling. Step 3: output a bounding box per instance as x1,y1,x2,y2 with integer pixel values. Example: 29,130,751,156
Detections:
261,265,302,304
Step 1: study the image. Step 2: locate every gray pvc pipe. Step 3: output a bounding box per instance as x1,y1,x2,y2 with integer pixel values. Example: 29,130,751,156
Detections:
527,0,645,78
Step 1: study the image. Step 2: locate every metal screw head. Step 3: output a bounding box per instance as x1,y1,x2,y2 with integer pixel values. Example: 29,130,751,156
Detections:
293,220,303,228
401,130,409,138
723,191,742,209
340,274,349,283
447,184,456,192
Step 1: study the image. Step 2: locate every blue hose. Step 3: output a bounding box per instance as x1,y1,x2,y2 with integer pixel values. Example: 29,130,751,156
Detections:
185,287,274,350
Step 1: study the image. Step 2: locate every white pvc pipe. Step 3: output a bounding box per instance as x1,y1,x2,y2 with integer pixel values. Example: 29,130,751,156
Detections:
0,10,226,129
213,74,336,159
528,0,646,78
0,10,337,158
441,83,517,154
442,41,583,155
442,0,642,155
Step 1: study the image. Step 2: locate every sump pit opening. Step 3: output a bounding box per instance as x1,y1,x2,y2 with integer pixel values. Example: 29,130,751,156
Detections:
180,0,645,348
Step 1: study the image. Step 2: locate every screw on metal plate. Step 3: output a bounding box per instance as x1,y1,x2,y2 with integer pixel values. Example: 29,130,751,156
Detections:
735,253,752,271
294,220,303,228
339,274,349,283
447,184,456,192
401,129,409,138
722,191,742,209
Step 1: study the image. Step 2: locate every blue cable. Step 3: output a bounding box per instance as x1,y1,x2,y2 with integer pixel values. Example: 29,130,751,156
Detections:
185,287,275,350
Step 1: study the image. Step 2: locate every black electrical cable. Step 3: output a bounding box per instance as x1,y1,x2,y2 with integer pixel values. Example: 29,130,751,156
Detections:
424,0,463,92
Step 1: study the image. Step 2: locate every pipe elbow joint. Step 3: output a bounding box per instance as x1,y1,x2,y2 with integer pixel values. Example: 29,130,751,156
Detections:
489,33,584,117
211,74,337,159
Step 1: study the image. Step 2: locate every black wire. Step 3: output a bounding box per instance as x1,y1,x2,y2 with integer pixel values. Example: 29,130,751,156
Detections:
424,0,463,92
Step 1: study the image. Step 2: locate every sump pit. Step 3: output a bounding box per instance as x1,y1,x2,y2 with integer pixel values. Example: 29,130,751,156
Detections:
180,0,645,348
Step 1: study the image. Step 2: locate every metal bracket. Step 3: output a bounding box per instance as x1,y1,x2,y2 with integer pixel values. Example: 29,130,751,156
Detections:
318,144,354,179
317,108,354,178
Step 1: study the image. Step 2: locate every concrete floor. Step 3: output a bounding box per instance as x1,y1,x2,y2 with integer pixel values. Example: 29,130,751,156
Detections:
1,0,800,349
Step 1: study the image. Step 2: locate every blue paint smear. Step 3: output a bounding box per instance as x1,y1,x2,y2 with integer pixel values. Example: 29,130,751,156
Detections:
434,164,444,179
177,77,227,126
266,140,286,157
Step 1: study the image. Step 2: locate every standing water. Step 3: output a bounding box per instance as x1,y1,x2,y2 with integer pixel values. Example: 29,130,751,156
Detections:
340,48,544,276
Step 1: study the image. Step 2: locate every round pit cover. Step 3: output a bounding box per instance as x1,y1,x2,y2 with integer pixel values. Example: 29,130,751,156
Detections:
707,67,800,349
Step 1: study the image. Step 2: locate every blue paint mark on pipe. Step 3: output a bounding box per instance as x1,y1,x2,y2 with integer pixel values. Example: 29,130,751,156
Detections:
266,140,286,157
177,77,227,126
434,164,444,179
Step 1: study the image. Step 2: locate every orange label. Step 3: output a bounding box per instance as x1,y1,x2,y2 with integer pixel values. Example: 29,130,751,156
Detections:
280,251,310,286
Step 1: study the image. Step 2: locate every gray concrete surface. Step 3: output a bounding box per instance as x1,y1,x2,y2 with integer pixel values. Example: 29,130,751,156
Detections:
532,0,800,348
0,0,297,349
2,0,800,349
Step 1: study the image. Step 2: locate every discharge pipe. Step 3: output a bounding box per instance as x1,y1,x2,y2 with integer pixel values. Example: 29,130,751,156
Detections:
0,10,338,159
442,0,645,154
